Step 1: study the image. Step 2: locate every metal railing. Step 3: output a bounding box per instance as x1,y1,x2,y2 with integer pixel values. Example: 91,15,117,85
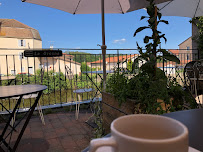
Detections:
0,48,199,112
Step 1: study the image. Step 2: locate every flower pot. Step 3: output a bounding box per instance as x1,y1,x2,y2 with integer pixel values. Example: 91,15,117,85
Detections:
102,92,136,133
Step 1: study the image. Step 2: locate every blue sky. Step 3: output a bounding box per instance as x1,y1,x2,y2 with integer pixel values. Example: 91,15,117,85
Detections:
0,0,192,54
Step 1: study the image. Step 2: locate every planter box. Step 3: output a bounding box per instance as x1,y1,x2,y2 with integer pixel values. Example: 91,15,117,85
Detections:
102,92,136,133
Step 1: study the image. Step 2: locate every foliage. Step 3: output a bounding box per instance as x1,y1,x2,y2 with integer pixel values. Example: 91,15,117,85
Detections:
13,69,71,94
64,51,100,63
106,0,197,114
127,59,133,72
93,101,105,138
133,0,180,78
106,70,197,114
191,17,203,59
106,71,129,106
81,62,92,72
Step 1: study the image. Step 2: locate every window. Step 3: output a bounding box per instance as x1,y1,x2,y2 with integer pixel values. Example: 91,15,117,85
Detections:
11,70,16,75
19,52,27,60
39,64,43,69
18,40,26,47
19,52,23,60
44,63,50,68
186,46,190,50
21,67,25,73
28,67,34,75
187,55,189,60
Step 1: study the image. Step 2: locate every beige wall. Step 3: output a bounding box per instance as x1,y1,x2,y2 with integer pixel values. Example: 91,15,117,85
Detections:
40,57,81,76
0,37,42,75
179,37,198,61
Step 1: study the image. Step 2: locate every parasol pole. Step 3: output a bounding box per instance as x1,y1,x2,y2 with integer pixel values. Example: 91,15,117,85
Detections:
101,0,107,91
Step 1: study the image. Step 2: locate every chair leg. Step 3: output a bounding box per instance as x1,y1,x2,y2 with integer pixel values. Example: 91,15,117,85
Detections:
75,94,81,120
37,100,45,125
11,99,16,127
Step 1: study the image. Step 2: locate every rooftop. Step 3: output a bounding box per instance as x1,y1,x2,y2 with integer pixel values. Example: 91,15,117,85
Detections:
0,19,41,40
91,54,138,64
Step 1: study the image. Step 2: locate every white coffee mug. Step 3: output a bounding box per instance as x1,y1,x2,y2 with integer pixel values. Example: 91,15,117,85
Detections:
89,114,188,152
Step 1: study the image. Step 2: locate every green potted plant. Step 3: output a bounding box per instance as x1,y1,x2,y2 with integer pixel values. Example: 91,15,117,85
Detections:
102,0,197,133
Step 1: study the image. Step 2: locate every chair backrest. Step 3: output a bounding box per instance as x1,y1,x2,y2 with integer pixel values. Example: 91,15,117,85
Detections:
184,61,196,87
65,65,91,90
193,59,203,79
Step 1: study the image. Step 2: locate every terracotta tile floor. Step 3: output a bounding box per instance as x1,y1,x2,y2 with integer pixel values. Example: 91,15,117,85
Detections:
0,110,94,152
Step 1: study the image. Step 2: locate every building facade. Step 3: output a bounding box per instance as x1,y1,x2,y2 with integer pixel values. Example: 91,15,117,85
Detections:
90,54,139,71
0,19,42,75
0,19,81,76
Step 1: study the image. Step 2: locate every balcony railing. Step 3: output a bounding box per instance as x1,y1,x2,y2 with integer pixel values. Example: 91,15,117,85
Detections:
0,48,199,112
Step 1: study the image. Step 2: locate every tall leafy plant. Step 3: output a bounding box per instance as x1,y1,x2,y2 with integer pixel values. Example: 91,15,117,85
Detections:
133,0,180,78
106,0,197,114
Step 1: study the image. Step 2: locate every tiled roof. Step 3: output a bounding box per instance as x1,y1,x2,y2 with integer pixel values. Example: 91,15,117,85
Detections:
57,54,81,65
62,53,74,58
91,54,138,64
0,19,41,40
169,49,179,55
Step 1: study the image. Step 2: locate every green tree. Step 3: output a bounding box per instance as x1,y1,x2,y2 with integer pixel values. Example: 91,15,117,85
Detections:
80,62,91,72
127,59,133,71
64,51,100,63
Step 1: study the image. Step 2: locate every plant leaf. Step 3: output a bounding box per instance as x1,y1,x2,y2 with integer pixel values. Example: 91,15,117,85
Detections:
144,36,150,43
157,12,162,20
158,20,169,24
141,16,148,20
134,26,149,37
160,49,180,64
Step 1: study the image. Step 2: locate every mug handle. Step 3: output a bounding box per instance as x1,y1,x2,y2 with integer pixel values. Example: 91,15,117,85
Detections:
89,137,117,152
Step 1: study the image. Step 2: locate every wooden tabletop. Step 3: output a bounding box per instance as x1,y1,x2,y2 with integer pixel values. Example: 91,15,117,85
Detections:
0,76,16,81
0,85,47,99
163,109,203,151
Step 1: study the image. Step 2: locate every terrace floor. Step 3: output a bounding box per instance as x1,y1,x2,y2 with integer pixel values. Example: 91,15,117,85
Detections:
0,109,94,152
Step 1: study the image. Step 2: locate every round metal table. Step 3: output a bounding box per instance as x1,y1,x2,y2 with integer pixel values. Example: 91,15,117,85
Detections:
83,109,203,152
0,85,47,151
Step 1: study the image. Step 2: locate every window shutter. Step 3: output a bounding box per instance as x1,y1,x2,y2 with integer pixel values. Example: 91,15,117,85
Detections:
23,40,26,47
18,40,21,47
19,52,23,60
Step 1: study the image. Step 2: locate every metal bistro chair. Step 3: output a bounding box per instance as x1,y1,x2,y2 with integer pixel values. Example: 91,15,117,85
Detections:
192,60,203,104
65,65,94,120
184,61,197,94
11,68,45,126
184,60,203,105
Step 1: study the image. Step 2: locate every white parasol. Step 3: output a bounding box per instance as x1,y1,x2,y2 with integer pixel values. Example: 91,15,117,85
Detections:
22,0,170,89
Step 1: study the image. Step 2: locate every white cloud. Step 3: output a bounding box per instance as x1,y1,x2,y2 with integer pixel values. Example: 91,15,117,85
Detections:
113,38,126,44
75,47,80,49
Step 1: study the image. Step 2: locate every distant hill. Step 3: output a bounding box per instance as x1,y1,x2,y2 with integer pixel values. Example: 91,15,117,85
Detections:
64,51,121,63
64,51,100,63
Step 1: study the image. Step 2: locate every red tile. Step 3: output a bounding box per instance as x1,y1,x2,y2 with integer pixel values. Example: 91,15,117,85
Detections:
55,128,68,137
31,131,44,139
44,131,57,140
47,138,61,148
